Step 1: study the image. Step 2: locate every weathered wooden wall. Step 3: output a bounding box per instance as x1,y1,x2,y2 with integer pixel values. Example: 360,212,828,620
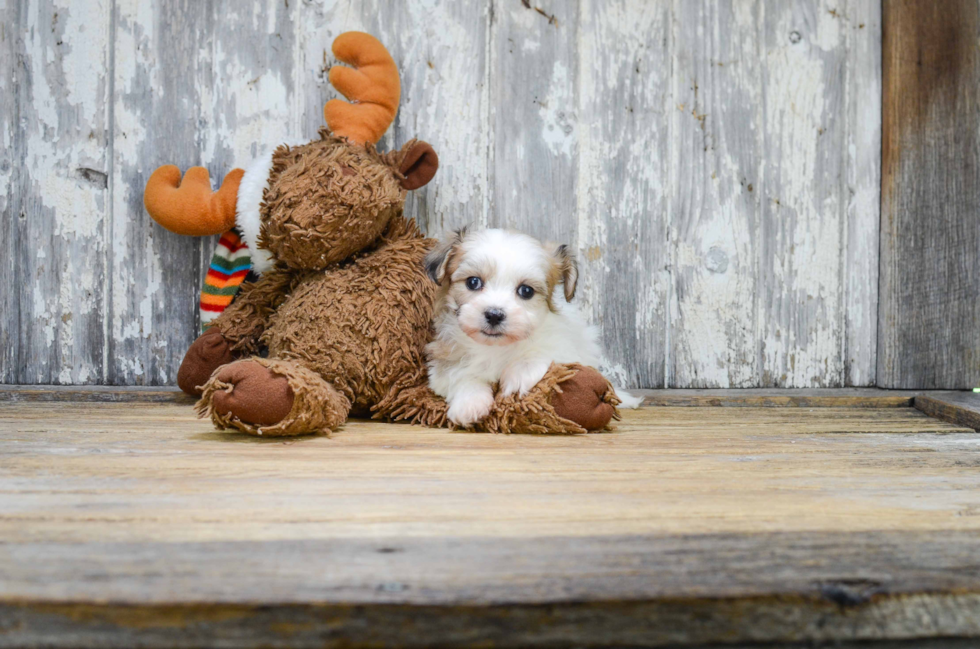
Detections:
0,0,882,388
878,0,980,390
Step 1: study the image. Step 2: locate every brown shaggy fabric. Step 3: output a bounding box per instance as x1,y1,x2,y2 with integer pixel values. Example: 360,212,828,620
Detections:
258,215,435,415
215,266,299,356
177,327,237,396
197,357,350,437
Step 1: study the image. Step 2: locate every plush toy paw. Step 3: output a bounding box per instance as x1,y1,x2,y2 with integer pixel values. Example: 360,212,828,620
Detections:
177,328,237,396
210,360,295,427
550,366,618,431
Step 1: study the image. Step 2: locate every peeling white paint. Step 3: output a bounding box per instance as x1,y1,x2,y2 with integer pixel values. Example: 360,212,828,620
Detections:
209,39,293,169
539,61,576,158
399,0,491,232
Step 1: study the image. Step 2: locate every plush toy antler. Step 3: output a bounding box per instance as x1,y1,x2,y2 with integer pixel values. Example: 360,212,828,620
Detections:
324,32,401,145
144,166,244,237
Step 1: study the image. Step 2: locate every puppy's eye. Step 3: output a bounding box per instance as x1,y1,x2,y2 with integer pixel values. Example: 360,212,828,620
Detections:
465,276,483,291
517,284,535,300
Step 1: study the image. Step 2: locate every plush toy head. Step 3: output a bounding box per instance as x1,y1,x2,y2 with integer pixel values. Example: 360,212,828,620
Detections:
260,133,436,271
143,31,438,272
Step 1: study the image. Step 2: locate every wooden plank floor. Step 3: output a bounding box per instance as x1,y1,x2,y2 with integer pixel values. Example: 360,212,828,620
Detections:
1,399,980,648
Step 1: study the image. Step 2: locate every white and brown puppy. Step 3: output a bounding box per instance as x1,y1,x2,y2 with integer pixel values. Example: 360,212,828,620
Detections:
424,228,639,426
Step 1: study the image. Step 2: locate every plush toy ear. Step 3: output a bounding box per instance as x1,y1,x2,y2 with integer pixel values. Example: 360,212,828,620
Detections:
399,141,439,190
554,244,579,302
425,228,466,284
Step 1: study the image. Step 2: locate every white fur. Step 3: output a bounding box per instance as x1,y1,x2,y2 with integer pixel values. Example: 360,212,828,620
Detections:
426,229,641,426
234,139,309,275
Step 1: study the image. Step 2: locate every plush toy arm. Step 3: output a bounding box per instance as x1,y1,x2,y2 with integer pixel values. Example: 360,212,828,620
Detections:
377,363,619,434
209,266,295,354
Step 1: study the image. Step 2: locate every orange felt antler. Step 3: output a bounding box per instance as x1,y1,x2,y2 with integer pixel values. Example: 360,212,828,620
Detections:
324,32,400,145
143,166,244,236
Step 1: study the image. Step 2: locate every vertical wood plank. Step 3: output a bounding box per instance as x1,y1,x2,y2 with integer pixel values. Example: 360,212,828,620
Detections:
1,0,110,384
757,0,851,387
843,0,881,386
0,0,21,382
490,0,579,244
878,0,980,389
576,0,670,388
388,1,492,235
205,1,297,174
107,0,212,385
668,0,765,388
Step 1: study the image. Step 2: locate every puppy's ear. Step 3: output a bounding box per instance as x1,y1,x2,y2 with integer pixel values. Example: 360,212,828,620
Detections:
425,228,466,285
554,244,578,301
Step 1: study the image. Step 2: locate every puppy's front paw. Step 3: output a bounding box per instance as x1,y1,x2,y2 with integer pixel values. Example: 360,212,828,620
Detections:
447,384,495,427
499,359,551,398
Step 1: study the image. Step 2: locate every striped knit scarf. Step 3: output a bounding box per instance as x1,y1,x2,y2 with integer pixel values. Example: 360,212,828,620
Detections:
200,230,253,330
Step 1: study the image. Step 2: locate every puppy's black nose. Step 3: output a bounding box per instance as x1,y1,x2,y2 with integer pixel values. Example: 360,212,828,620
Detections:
484,308,506,327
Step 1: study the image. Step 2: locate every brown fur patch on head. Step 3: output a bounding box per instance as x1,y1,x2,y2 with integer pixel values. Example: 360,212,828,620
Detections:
258,130,407,270
424,227,467,286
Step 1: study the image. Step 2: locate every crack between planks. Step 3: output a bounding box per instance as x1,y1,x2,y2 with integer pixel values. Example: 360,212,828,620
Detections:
663,0,678,389
481,0,495,229
101,0,117,386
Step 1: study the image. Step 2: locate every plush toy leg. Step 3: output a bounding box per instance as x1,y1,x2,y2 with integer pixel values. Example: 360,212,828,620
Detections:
196,357,350,436
379,363,619,435
177,328,237,396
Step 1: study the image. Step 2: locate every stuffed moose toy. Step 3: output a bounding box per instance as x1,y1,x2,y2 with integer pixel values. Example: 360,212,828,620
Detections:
143,32,619,436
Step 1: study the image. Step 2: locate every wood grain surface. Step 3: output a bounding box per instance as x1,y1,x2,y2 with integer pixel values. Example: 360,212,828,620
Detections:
878,0,980,389
0,0,884,389
2,400,979,646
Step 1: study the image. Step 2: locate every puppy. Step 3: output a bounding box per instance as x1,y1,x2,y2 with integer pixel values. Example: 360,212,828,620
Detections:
424,228,639,426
